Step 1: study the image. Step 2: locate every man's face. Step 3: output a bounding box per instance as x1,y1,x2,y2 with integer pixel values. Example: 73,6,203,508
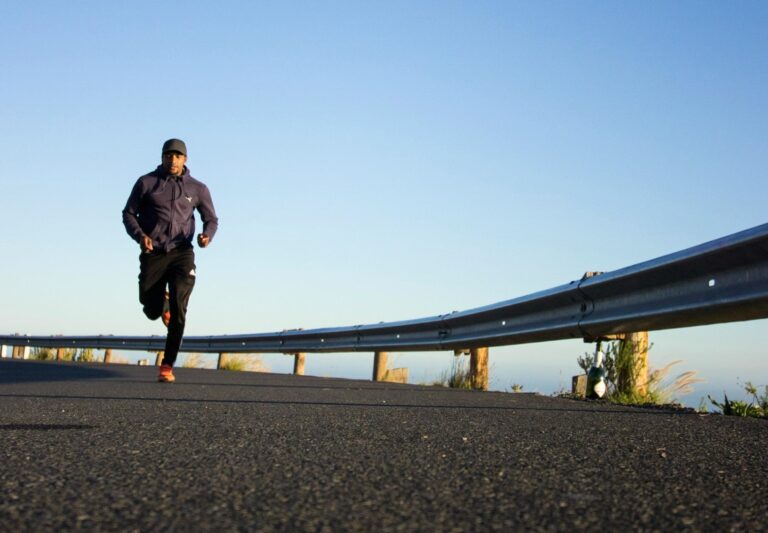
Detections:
162,151,187,176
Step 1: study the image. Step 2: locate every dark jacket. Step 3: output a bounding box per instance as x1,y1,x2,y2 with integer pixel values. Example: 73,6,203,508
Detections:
122,166,219,252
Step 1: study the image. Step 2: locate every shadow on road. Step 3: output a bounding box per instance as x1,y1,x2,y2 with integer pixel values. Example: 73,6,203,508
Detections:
0,360,120,384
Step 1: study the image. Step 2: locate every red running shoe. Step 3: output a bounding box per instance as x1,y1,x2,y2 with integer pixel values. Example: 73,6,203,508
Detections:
158,364,175,383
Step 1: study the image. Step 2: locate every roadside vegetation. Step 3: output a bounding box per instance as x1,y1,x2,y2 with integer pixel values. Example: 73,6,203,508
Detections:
181,353,204,368
432,357,473,389
576,340,702,406
707,382,768,419
30,347,102,362
218,354,269,372
429,357,519,391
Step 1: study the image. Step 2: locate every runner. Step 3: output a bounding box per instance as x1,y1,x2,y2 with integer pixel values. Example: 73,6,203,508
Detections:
122,138,219,382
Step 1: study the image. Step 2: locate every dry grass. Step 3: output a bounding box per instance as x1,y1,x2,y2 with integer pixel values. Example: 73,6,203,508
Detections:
218,354,270,372
30,348,56,360
432,357,473,389
613,360,704,405
181,353,204,368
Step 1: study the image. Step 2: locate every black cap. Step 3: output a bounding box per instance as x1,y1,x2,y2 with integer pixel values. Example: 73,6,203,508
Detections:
162,138,187,156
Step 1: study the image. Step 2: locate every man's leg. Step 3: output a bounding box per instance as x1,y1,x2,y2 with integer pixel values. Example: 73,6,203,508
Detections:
138,252,169,321
161,248,196,367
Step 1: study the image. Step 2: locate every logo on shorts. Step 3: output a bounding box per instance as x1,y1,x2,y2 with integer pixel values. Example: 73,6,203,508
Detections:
189,269,196,277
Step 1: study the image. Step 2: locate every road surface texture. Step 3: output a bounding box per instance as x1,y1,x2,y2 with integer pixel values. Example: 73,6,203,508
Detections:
0,359,765,531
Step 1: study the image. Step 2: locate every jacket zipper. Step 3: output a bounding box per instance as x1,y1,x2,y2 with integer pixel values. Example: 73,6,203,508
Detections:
169,177,177,245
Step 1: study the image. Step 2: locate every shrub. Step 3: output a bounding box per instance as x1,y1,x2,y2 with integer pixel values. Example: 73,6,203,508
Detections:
75,348,96,362
30,348,56,361
577,340,702,405
709,382,767,418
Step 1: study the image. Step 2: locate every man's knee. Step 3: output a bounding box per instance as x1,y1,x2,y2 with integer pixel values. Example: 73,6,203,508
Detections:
141,292,165,320
143,305,162,320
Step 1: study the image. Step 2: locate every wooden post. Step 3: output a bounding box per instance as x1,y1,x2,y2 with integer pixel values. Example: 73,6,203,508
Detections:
155,351,164,366
627,331,649,396
56,348,65,361
217,353,228,370
470,347,489,391
104,349,113,364
572,374,587,397
293,353,306,376
372,351,388,381
12,346,22,359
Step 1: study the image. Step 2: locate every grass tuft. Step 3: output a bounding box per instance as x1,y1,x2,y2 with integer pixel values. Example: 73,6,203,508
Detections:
432,357,473,389
181,353,204,368
219,354,269,372
611,360,704,405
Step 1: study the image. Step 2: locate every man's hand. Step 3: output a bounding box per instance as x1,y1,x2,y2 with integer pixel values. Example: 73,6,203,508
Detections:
141,235,154,253
197,233,210,248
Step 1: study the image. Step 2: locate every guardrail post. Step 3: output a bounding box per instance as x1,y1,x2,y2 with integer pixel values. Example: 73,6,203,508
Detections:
155,351,164,366
293,353,306,376
56,348,65,361
621,332,649,397
470,347,489,391
104,349,113,364
12,346,30,359
217,353,228,370
373,351,388,381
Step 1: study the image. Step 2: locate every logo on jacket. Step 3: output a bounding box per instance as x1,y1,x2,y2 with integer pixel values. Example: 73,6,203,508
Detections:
185,195,193,202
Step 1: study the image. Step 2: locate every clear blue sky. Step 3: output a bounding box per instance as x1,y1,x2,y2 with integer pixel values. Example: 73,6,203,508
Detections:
1,1,766,404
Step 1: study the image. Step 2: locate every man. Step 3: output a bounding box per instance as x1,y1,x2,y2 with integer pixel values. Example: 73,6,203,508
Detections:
122,138,219,383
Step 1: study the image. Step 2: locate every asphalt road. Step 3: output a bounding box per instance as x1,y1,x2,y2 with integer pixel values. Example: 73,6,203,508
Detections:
0,359,765,531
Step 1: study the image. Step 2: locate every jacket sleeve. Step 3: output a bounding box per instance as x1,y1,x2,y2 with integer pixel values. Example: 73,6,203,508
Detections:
122,179,146,243
196,183,219,240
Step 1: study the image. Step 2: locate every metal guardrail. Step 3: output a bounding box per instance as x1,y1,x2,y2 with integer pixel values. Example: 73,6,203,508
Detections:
3,223,768,354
